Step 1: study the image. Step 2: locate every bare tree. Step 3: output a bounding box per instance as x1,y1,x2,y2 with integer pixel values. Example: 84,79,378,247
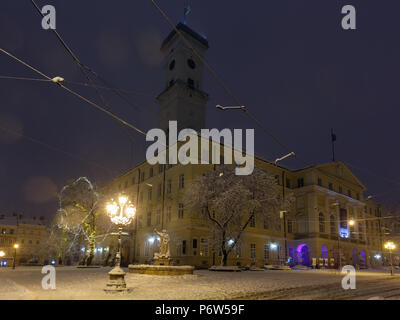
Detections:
55,177,108,266
185,166,293,266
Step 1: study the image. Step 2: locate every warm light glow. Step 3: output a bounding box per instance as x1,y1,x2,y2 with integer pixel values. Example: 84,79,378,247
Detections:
107,194,136,225
13,244,19,249
384,241,396,250
148,237,155,244
0,251,4,257
348,219,355,226
118,195,128,206
106,202,118,216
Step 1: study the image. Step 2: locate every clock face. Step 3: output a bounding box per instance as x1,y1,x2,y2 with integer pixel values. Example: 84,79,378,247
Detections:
187,58,196,69
169,60,175,70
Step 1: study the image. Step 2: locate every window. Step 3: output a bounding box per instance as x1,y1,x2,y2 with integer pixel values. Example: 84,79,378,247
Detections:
147,212,151,227
348,190,352,198
328,183,333,191
178,203,184,219
356,193,360,200
179,174,185,189
249,214,255,228
167,179,172,194
319,212,325,233
1,229,5,234
155,210,161,225
157,184,162,198
339,186,343,194
285,178,291,188
148,188,152,200
287,220,293,233
124,181,128,189
250,244,256,259
187,59,196,69
182,240,187,255
10,229,14,234
169,59,175,70
317,178,322,186
166,206,171,223
263,217,269,229
158,164,163,174
187,78,194,88
149,168,154,178
200,238,209,256
36,240,40,245
192,239,198,249
297,178,304,188
144,243,150,257
264,244,270,259
140,171,145,182
132,176,136,185
274,175,280,185
138,215,143,229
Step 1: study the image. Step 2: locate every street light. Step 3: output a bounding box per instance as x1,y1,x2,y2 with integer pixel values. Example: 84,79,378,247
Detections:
275,152,296,266
104,194,136,293
12,244,19,269
0,251,4,258
348,219,355,226
216,104,246,111
384,241,396,276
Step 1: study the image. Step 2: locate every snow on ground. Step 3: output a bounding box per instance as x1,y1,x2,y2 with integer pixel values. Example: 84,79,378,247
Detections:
0,266,397,300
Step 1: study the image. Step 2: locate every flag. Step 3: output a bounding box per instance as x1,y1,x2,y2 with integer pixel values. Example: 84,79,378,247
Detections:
331,130,336,142
184,5,192,16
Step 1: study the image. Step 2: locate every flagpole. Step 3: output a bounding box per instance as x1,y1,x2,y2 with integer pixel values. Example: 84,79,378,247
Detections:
331,128,336,162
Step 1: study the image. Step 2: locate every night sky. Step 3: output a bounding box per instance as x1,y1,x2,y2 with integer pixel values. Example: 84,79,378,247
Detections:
1,0,399,219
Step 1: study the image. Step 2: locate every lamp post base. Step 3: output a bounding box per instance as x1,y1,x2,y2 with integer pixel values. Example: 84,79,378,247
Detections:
104,266,131,294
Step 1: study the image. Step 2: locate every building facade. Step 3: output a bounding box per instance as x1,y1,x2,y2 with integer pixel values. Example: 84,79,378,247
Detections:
103,23,394,269
0,215,48,266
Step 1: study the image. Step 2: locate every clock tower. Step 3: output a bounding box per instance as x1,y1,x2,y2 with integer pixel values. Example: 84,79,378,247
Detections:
157,23,209,133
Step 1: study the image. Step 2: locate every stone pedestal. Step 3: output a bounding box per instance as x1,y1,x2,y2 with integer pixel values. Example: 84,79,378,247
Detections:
104,266,130,293
154,257,171,266
128,264,194,276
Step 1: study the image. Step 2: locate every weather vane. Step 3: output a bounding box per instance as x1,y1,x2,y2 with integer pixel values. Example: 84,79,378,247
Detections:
184,0,191,25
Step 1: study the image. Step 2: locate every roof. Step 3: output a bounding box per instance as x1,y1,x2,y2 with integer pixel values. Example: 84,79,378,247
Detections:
161,22,209,50
0,216,47,227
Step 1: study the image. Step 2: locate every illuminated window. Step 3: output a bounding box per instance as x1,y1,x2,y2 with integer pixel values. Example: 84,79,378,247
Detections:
178,203,184,219
179,174,185,189
250,244,256,259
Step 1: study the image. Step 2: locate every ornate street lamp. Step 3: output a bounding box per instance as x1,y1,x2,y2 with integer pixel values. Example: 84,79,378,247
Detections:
384,241,396,276
104,194,136,293
12,244,19,269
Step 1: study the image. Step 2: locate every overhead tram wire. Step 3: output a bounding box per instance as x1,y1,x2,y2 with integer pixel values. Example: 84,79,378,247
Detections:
29,0,147,112
0,48,147,137
0,75,152,97
30,0,147,163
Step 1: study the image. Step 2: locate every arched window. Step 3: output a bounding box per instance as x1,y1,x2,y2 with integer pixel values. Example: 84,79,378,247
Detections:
330,214,336,235
319,212,325,233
